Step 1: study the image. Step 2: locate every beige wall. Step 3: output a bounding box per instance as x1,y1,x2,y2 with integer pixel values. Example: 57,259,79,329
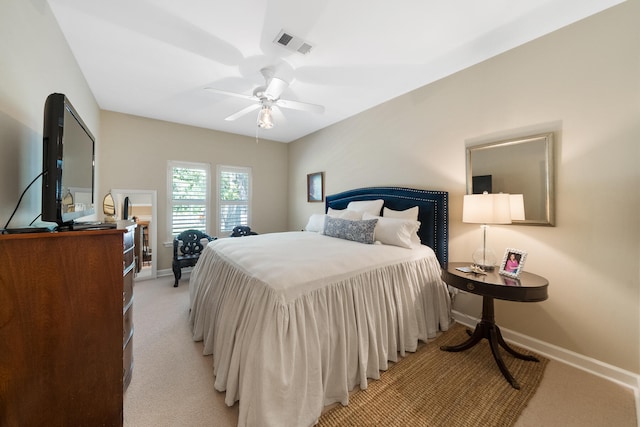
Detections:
0,0,100,227
99,111,289,271
288,2,640,373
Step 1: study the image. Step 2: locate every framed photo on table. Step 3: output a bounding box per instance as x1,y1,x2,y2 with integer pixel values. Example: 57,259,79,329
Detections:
307,172,324,202
499,248,527,278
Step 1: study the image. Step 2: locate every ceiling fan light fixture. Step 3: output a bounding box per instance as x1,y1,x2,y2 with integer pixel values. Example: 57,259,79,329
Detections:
257,105,274,129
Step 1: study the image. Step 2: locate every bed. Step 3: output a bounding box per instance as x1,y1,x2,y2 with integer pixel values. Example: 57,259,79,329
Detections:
189,187,451,427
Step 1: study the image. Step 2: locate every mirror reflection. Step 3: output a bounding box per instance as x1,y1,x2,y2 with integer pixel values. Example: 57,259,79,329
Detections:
110,189,157,281
466,133,555,226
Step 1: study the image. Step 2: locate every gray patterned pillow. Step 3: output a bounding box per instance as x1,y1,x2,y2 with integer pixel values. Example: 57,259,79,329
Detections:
324,217,378,244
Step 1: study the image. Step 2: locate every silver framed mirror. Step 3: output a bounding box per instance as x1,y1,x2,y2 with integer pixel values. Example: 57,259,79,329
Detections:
466,133,555,226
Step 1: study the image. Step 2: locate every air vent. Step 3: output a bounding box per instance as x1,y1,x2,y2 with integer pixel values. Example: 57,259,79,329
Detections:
276,32,293,46
273,29,313,55
297,43,312,55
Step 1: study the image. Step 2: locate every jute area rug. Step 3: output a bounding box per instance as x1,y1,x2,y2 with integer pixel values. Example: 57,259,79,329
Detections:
317,323,548,427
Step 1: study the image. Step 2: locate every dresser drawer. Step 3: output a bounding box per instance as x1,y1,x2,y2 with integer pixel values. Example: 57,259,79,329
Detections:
123,268,134,310
123,228,135,252
123,305,134,347
123,247,135,273
123,337,134,391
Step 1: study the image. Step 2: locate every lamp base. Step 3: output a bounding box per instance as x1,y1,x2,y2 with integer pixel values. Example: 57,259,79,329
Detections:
472,247,497,271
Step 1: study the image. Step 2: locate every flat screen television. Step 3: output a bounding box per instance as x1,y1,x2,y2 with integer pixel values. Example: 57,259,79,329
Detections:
42,93,96,227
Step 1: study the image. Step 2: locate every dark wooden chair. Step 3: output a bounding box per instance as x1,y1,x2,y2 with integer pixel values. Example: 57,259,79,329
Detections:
172,229,215,287
229,225,258,237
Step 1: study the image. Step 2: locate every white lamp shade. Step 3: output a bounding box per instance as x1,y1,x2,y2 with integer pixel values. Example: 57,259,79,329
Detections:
463,193,512,224
509,194,525,221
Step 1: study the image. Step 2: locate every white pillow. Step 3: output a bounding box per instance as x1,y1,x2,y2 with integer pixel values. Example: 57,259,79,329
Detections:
383,206,419,221
327,207,363,220
305,213,326,233
363,212,421,249
346,199,384,216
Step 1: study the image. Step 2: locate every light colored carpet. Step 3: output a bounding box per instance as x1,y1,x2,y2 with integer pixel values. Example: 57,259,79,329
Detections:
124,276,638,427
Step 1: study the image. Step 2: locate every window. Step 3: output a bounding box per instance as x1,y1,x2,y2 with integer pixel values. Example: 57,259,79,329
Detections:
217,165,251,236
168,161,210,237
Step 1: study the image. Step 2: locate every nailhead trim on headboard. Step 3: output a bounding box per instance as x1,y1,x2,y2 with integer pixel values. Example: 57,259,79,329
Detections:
326,187,448,268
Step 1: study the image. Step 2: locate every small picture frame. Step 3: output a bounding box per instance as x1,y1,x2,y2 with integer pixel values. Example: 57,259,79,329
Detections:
307,172,324,202
499,248,527,278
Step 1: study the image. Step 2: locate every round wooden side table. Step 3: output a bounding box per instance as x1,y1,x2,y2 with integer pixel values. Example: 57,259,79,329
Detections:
441,262,548,389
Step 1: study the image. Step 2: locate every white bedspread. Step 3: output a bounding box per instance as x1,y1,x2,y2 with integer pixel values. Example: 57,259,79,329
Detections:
189,231,451,427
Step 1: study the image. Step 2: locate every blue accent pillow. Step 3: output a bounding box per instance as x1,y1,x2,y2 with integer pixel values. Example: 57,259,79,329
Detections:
324,217,378,244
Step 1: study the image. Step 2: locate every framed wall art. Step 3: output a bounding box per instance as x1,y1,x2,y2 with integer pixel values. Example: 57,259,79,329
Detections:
307,172,324,202
499,248,527,278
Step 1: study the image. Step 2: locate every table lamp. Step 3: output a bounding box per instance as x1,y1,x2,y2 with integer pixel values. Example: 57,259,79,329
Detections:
463,192,524,270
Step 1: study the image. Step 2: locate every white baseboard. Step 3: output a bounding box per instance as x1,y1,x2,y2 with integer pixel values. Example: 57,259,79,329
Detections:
451,310,640,396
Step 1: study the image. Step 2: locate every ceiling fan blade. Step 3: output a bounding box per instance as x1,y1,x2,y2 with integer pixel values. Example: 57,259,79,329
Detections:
205,87,256,101
225,103,260,121
264,77,288,100
276,98,325,114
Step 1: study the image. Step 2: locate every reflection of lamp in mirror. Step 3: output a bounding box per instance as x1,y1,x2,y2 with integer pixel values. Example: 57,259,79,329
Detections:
509,194,525,222
463,192,524,270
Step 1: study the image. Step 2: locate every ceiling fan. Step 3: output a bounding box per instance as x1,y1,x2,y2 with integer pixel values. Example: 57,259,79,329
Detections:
206,68,324,129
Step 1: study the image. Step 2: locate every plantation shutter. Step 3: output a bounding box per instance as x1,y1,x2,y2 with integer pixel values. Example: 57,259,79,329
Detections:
170,163,209,236
218,166,251,235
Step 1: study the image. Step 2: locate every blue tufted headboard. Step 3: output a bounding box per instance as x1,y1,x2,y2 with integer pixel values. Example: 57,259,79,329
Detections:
325,187,448,268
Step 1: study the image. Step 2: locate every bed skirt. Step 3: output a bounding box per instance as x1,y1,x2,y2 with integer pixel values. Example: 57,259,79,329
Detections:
189,243,451,427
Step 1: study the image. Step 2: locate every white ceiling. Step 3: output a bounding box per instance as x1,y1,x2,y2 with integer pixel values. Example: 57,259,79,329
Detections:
47,0,623,143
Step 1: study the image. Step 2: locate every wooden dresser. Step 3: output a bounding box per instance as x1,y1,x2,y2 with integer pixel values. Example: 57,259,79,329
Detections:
122,224,136,390
0,229,127,426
